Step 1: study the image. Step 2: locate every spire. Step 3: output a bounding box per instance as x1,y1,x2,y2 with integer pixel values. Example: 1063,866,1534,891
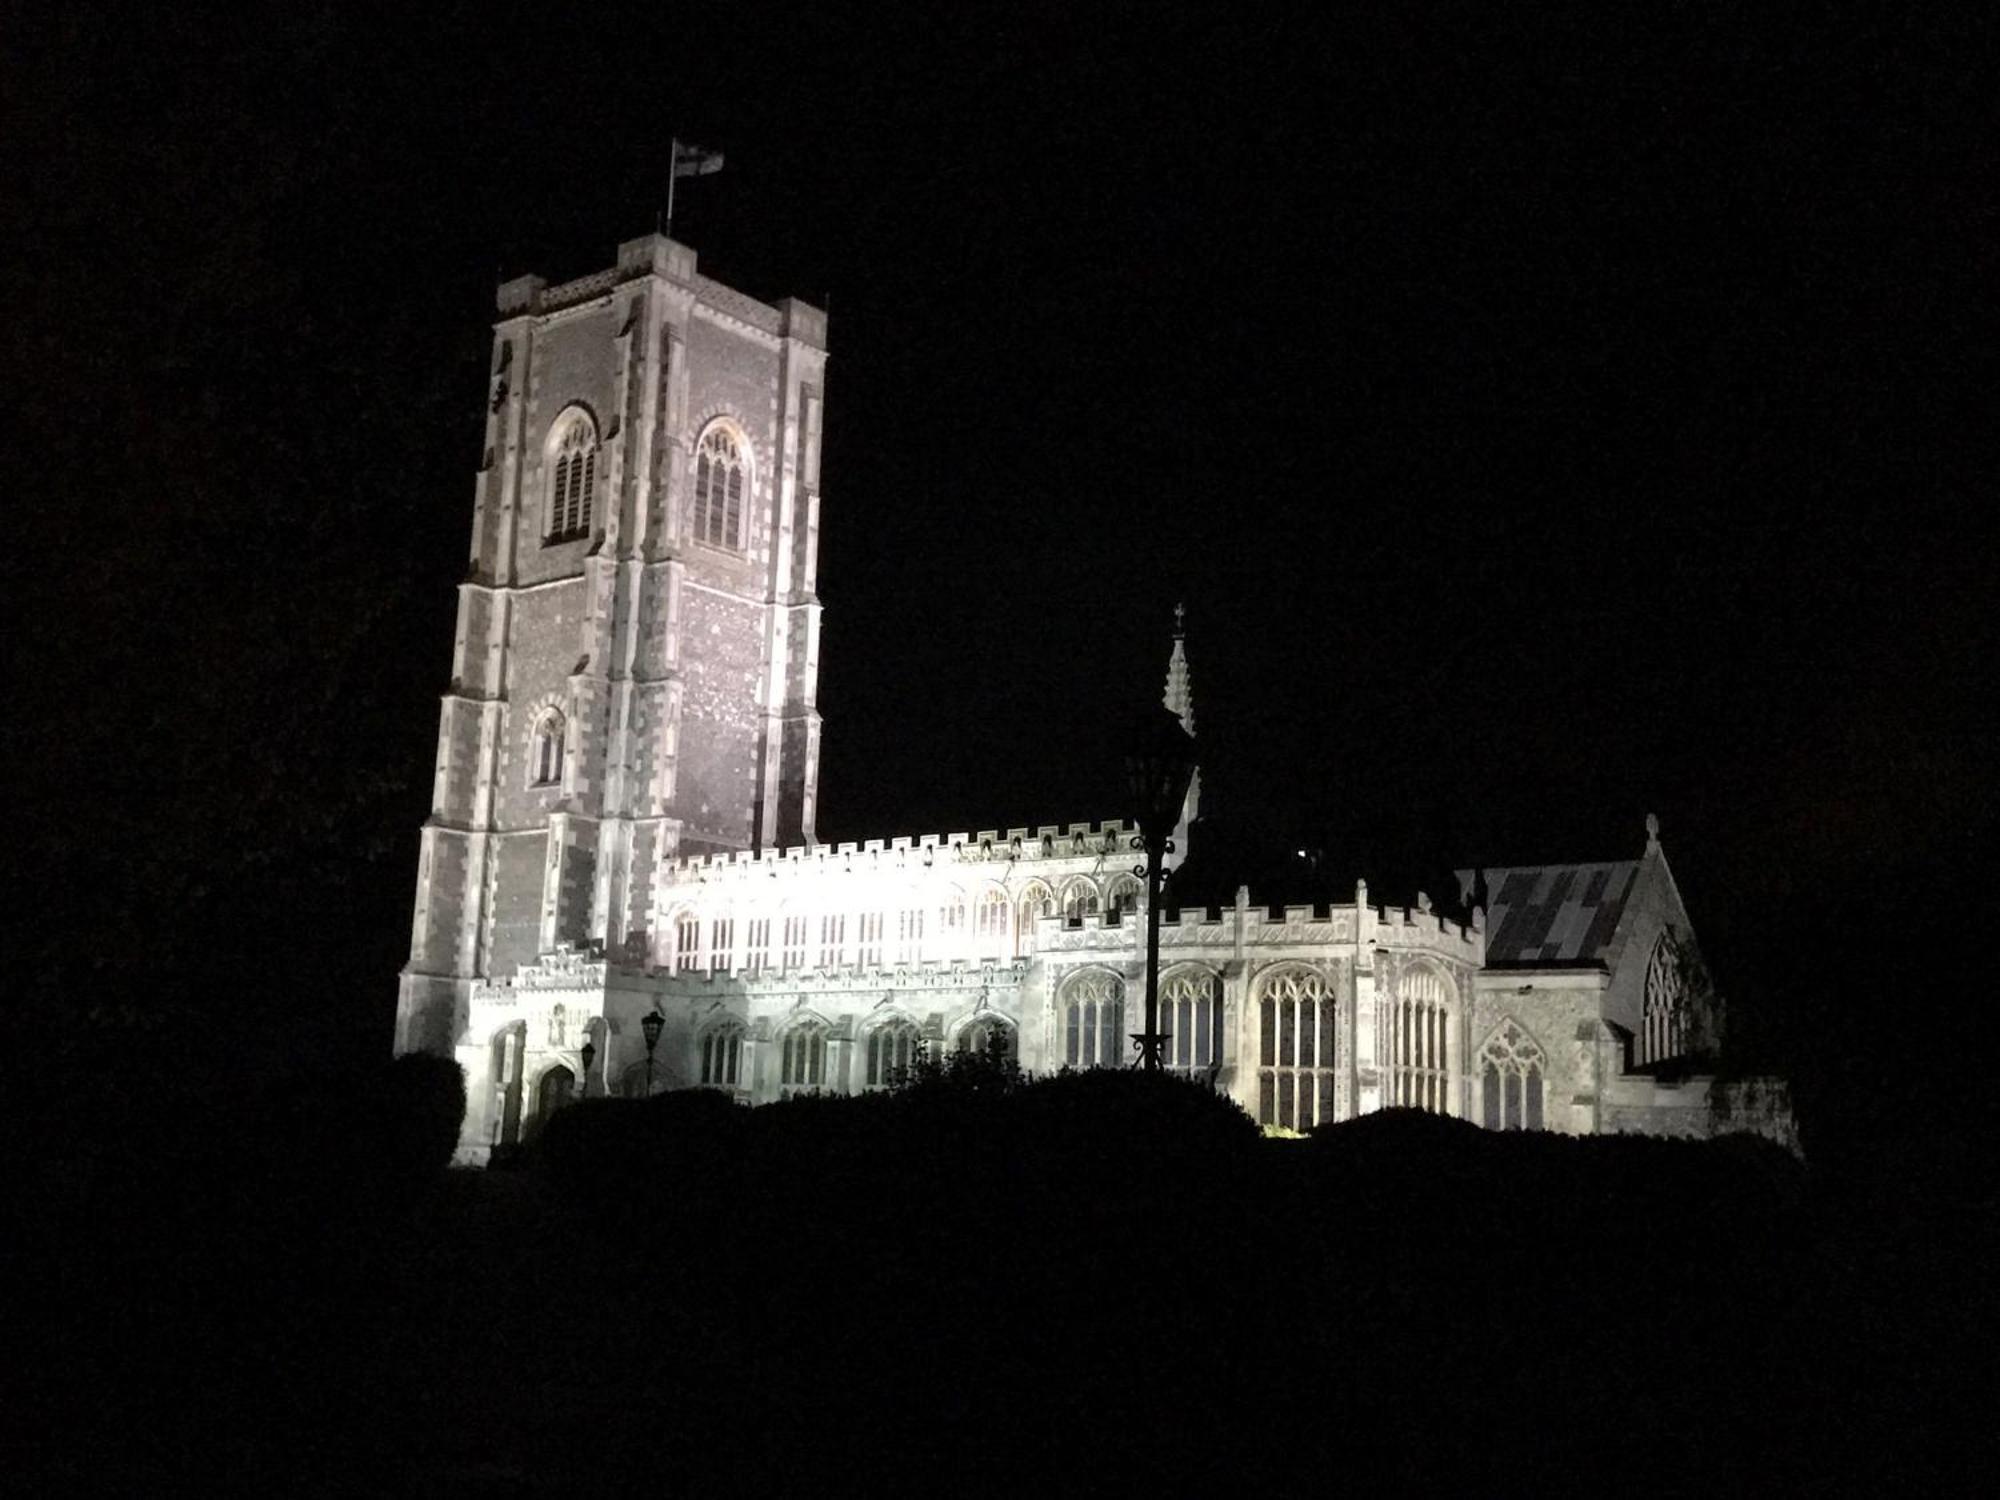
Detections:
1163,601,1196,734
1162,603,1200,846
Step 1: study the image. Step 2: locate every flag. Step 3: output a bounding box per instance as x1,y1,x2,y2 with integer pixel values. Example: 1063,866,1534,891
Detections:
673,141,725,179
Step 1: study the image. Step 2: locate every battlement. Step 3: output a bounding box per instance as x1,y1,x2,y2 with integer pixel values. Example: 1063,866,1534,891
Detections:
1031,883,1482,957
494,235,826,342
667,818,1135,878
650,958,1029,994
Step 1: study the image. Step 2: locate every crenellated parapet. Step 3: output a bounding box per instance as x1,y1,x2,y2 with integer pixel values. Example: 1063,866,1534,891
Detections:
665,817,1138,878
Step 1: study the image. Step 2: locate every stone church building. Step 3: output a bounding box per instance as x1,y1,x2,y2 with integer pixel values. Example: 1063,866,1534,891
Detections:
395,234,1781,1162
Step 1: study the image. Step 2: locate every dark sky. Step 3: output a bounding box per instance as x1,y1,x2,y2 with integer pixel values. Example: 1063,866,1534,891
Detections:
7,4,1985,1053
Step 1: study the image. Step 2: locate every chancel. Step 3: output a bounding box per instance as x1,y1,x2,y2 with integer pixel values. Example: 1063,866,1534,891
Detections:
394,234,1792,1161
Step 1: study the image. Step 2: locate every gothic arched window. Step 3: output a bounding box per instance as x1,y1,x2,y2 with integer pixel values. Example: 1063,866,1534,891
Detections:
781,1021,828,1092
1258,967,1337,1131
974,888,1011,956
1387,965,1454,1114
546,409,598,541
692,424,748,550
1478,1020,1546,1131
866,1019,919,1088
960,1016,1014,1063
530,709,566,787
1160,967,1221,1076
1015,883,1053,956
1061,880,1101,924
700,1023,744,1089
1105,876,1145,921
1061,970,1125,1069
1642,933,1686,1067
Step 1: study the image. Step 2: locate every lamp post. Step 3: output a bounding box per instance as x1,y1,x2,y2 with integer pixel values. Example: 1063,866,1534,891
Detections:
1124,705,1199,1072
641,1009,665,1096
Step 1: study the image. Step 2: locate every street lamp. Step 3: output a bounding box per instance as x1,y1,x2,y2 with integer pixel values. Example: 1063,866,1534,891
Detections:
1124,704,1198,1072
641,1010,665,1096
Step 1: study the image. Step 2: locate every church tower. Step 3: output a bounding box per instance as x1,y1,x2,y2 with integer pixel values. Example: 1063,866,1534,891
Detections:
397,234,829,1055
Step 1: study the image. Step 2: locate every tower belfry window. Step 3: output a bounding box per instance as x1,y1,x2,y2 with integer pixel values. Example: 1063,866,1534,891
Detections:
530,710,566,787
693,425,747,549
546,410,598,541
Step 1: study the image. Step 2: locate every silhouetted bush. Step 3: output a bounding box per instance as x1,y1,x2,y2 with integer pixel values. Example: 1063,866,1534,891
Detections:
366,1052,466,1177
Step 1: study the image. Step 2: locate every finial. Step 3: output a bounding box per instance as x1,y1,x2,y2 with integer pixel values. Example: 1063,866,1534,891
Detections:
1645,812,1661,847
1173,601,1186,640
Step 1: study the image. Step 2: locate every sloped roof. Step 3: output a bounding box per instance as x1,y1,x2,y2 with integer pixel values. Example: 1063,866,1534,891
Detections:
1477,861,1639,967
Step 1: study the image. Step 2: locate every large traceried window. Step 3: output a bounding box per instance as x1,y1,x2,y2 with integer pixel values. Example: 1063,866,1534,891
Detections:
1062,970,1126,1069
1105,876,1144,921
700,1024,744,1089
960,1016,1013,1062
781,1022,828,1092
974,889,1011,956
692,425,747,550
530,710,567,788
1015,884,1053,956
1478,1021,1546,1131
1160,968,1221,1076
708,918,735,975
866,1019,919,1088
1641,933,1686,1067
936,889,967,955
1061,880,1101,923
1258,967,1338,1131
1387,966,1453,1114
546,409,598,541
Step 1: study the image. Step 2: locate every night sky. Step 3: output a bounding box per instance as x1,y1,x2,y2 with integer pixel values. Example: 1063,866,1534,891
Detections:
8,6,1985,1062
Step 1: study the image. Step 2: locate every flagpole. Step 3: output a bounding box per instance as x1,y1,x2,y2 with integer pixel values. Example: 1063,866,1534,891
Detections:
665,137,678,238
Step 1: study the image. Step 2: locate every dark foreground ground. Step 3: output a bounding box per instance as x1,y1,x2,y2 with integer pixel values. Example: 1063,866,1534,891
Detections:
20,1059,1983,1493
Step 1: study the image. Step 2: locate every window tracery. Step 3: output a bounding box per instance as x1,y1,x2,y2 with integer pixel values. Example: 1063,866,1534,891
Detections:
1387,965,1453,1114
1105,876,1144,920
1061,970,1125,1069
867,1019,919,1087
546,409,598,540
974,888,1011,955
1061,880,1101,923
1258,967,1337,1131
692,424,747,549
781,1021,828,1092
1478,1020,1546,1130
1015,883,1053,956
960,1016,1014,1062
701,1023,744,1089
1642,933,1686,1066
1160,968,1221,1075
